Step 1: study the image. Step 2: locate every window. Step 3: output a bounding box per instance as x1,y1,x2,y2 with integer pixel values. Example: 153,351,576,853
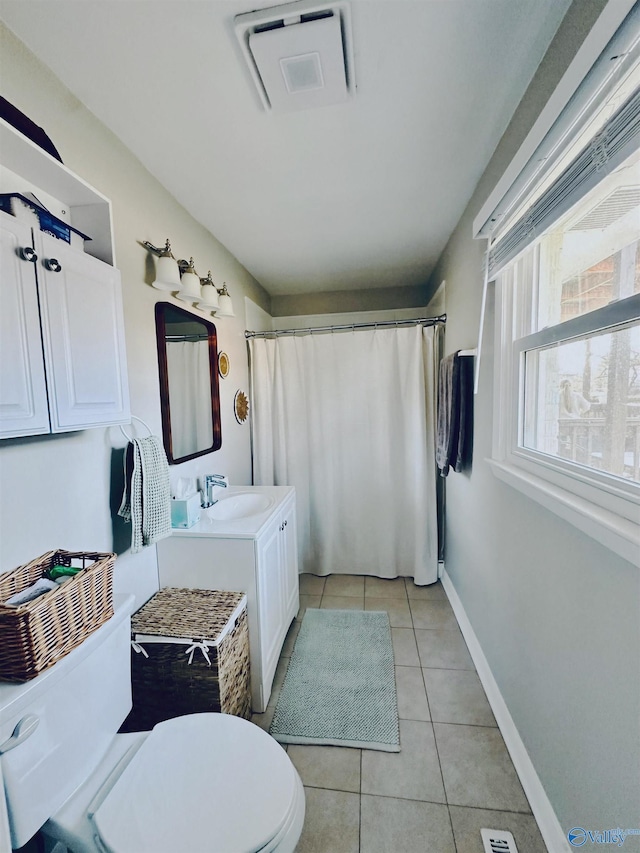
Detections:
492,149,640,563
477,4,640,562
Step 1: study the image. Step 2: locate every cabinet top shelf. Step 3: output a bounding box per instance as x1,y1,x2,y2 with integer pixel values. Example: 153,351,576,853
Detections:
0,119,115,264
0,119,109,208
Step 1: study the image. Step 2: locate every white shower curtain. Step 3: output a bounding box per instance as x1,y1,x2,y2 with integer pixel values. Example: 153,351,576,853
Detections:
250,324,440,584
166,340,213,459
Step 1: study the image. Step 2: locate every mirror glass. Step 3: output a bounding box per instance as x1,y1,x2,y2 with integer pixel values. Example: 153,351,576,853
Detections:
155,302,222,464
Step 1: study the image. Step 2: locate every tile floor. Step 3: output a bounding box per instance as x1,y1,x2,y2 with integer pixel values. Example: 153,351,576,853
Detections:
251,574,548,853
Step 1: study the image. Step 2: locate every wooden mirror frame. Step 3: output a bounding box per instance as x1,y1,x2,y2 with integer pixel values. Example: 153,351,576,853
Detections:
155,301,222,464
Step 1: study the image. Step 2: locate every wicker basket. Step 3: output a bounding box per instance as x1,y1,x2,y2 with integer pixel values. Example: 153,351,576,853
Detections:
124,588,251,731
0,550,115,682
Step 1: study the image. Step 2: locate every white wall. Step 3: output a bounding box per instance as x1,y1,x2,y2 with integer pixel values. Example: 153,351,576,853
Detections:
0,25,270,608
428,0,640,840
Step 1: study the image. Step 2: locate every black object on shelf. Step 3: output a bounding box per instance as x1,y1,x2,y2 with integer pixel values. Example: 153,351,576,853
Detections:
0,96,63,163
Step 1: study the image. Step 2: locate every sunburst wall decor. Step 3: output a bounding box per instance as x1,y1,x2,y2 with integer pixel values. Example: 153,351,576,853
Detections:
234,390,249,424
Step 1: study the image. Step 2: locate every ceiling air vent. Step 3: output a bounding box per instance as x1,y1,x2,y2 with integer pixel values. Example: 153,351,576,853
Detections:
481,828,519,853
234,0,355,112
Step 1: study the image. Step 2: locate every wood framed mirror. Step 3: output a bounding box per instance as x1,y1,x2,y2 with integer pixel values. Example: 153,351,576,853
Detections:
155,302,222,464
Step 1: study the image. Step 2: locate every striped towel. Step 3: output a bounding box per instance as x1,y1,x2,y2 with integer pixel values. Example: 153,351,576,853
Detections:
118,436,171,553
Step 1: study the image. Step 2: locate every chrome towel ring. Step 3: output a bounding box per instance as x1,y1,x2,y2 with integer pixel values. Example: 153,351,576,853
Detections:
119,415,153,442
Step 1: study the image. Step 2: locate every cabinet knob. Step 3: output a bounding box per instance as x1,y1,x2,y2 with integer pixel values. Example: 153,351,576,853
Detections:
44,258,62,272
19,246,38,263
283,519,287,527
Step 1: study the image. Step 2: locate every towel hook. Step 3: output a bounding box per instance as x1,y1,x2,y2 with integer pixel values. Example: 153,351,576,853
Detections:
119,415,153,442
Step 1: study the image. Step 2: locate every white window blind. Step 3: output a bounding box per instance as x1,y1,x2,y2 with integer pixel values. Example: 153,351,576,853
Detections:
489,87,640,275
482,3,640,277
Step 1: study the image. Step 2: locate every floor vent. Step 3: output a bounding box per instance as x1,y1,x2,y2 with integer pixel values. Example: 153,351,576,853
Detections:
481,828,519,853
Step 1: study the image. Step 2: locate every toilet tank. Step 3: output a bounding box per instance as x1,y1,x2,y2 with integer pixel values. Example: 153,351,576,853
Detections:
0,593,135,849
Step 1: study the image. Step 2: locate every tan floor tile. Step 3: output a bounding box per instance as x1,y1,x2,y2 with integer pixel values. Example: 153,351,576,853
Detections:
250,704,275,732
434,723,531,812
391,627,420,666
282,619,301,656
323,574,365,597
361,719,445,803
297,594,321,621
449,805,548,853
409,598,458,630
405,579,447,600
287,744,360,793
299,573,326,595
320,595,365,611
415,627,475,670
423,668,496,727
271,654,291,697
364,576,408,599
361,795,456,853
365,596,412,628
295,787,360,853
396,666,430,721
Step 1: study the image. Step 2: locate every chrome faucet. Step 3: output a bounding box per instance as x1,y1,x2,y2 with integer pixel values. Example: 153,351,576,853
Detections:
202,474,228,507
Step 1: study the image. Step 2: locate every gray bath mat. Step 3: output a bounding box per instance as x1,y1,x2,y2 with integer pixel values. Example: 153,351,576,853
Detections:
269,608,400,752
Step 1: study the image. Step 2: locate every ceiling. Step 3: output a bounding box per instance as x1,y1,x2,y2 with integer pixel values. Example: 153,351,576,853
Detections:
0,0,572,299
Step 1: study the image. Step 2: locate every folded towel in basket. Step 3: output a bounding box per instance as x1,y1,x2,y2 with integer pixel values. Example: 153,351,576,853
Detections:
118,436,171,553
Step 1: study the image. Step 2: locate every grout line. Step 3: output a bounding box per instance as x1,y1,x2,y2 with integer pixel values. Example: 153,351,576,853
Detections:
448,803,459,853
429,719,498,728
299,782,534,815
420,664,432,722
445,801,534,816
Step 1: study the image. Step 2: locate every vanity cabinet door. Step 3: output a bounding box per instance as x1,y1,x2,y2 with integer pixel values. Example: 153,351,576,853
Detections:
256,516,286,703
280,498,300,624
37,233,130,431
0,216,50,438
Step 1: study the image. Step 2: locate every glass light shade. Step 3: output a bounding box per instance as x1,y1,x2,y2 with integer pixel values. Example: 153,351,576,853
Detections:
152,254,181,291
216,283,235,317
197,273,220,310
176,258,202,303
198,283,220,311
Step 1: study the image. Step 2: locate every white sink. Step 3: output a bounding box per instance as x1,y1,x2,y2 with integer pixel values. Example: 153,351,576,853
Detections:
205,492,275,520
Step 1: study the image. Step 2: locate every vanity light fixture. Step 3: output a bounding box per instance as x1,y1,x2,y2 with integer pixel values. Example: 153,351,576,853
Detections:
142,239,181,291
175,257,202,303
141,239,234,317
216,283,235,317
197,271,220,311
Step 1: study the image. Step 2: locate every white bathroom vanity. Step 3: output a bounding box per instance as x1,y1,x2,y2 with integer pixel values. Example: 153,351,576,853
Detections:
157,486,299,712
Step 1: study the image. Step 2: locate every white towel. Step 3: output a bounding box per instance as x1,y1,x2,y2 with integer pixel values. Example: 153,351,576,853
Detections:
118,436,171,553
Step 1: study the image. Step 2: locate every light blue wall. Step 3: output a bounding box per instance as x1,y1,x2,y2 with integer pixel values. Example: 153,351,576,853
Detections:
428,0,640,837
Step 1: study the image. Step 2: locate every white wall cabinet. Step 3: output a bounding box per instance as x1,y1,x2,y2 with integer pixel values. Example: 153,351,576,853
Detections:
157,488,300,712
0,214,130,438
0,118,130,439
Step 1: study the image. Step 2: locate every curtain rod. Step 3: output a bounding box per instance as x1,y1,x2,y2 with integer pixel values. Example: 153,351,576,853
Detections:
245,314,446,339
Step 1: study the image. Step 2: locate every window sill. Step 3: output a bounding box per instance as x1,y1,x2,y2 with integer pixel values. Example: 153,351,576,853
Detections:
488,458,639,566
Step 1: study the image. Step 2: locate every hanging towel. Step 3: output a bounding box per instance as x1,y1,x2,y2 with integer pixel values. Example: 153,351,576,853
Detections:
118,436,172,553
436,352,473,476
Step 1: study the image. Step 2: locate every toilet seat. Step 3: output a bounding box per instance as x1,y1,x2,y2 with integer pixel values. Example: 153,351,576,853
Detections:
90,714,300,853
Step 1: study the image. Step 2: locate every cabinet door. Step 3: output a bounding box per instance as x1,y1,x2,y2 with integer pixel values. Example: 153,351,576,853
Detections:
37,233,130,431
0,216,50,438
281,500,300,624
256,517,286,703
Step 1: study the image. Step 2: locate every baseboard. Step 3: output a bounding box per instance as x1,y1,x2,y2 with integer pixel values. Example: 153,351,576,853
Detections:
440,568,571,853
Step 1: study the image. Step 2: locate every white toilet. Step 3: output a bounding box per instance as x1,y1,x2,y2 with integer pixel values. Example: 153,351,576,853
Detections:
0,594,305,852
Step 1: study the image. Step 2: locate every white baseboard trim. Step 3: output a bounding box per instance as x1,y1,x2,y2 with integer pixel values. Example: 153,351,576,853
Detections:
440,567,571,853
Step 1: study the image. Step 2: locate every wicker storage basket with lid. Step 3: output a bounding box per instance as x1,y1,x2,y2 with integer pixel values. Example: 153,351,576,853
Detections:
125,587,251,730
0,549,115,682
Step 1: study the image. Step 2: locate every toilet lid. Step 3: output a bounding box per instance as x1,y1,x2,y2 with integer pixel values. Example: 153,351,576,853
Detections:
91,714,298,853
